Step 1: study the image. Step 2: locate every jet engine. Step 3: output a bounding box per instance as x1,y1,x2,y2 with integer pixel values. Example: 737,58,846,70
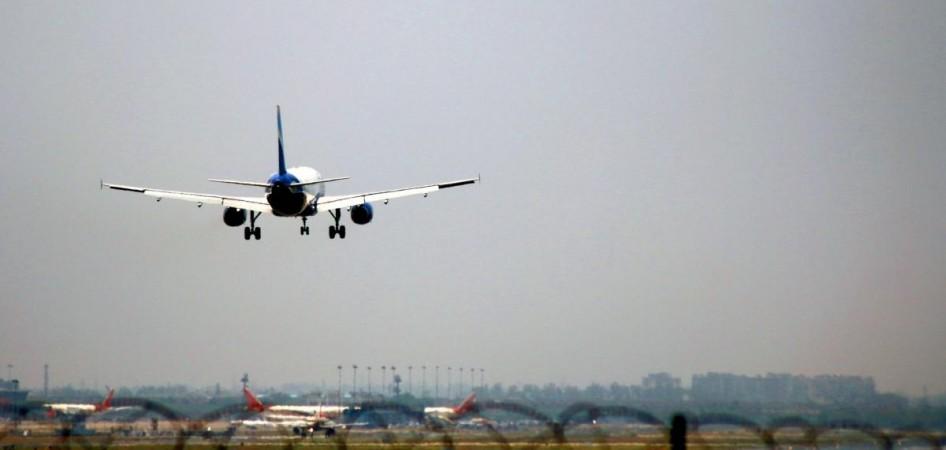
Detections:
350,203,374,225
222,207,247,227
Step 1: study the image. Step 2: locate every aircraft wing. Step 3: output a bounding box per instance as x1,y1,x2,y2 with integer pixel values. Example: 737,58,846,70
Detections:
102,183,272,214
316,176,478,212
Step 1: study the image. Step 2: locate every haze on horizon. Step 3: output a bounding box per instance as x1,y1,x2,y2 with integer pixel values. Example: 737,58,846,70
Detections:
1,1,944,396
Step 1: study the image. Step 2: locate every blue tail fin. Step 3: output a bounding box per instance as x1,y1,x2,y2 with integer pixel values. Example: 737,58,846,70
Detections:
276,105,287,175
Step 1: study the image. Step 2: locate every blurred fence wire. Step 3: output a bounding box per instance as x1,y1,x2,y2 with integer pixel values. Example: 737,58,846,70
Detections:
2,398,945,450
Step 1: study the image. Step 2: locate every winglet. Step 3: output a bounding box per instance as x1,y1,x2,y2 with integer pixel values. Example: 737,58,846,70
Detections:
276,105,287,176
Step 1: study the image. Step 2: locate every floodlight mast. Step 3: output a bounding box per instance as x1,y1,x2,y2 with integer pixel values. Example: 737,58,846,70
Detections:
337,365,343,406
447,367,452,401
421,366,427,398
408,366,413,395
352,364,358,405
381,366,387,396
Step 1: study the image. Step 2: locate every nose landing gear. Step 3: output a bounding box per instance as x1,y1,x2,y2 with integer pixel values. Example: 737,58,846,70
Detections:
328,208,346,239
300,217,310,235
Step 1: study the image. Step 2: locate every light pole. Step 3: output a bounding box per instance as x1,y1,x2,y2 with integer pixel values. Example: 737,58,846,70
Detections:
480,368,485,391
6,364,11,380
391,366,397,396
352,364,358,405
470,368,475,393
337,365,343,406
408,366,413,396
367,366,372,396
459,367,464,397
421,366,427,398
447,367,452,400
435,366,440,400
381,366,387,396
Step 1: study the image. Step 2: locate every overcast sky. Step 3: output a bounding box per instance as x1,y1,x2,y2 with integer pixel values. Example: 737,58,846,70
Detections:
2,1,944,396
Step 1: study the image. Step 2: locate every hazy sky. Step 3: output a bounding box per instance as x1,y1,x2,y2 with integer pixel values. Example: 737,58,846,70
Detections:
2,1,944,396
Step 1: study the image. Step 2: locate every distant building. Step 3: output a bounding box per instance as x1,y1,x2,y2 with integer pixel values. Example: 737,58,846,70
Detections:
0,379,28,403
640,373,683,402
809,375,876,404
691,372,876,404
0,379,29,417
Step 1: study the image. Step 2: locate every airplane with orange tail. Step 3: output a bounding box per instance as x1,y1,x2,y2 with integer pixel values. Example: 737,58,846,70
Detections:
236,385,343,436
424,393,480,427
44,388,115,418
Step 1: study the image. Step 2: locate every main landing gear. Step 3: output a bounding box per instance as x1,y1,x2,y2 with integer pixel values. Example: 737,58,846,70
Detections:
300,217,310,235
243,211,262,240
328,208,346,239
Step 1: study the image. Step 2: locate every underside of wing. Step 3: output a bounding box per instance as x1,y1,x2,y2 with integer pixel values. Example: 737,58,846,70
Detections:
316,176,478,212
103,183,272,214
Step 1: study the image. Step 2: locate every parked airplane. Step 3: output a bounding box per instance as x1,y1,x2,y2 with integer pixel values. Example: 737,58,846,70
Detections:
424,393,477,426
240,385,342,436
45,388,115,418
103,106,478,240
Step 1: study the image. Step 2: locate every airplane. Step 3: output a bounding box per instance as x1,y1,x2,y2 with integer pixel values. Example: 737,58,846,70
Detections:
44,388,115,418
424,392,477,427
102,106,478,240
239,385,342,436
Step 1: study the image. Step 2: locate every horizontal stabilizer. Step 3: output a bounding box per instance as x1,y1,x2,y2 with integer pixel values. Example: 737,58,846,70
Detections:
209,176,350,188
290,176,350,187
208,179,272,188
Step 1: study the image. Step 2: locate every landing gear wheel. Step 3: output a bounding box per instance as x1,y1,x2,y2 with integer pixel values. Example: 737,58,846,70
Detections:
329,208,345,240
300,218,310,236
244,211,262,241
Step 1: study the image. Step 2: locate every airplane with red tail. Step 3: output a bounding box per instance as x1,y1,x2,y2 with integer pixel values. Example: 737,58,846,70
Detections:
423,392,479,426
237,385,343,436
45,388,115,418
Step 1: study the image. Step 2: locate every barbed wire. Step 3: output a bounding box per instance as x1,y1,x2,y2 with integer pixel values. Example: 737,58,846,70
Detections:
1,398,944,450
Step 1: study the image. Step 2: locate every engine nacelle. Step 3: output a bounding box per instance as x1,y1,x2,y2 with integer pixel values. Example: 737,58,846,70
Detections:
222,207,247,227
350,203,374,225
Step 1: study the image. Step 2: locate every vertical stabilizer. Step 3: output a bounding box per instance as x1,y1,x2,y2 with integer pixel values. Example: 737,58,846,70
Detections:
243,386,267,413
97,388,115,412
276,105,287,176
453,392,477,415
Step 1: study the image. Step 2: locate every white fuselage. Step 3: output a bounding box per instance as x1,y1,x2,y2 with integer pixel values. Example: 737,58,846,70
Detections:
424,406,458,420
279,167,323,195
268,404,347,418
45,403,98,415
